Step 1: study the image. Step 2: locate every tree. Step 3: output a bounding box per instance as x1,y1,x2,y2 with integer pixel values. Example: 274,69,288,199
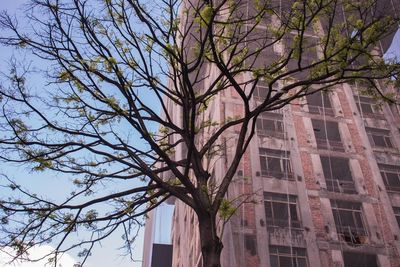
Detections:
0,0,399,266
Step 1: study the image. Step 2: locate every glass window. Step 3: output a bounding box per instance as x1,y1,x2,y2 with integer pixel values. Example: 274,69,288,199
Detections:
366,127,394,148
312,119,344,151
264,192,301,228
355,96,384,119
269,246,308,267
379,164,400,193
306,91,334,116
257,112,284,138
285,34,319,80
254,80,279,100
245,234,257,256
259,148,293,179
393,207,400,227
331,200,368,244
342,251,378,267
320,156,356,194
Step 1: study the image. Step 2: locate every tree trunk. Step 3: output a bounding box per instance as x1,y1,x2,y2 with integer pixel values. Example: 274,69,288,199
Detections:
198,214,223,267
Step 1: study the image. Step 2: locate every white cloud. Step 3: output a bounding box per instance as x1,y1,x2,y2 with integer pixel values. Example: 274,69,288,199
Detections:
0,245,78,267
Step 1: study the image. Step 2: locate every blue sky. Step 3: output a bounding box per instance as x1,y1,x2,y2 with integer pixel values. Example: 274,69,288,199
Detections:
0,1,145,267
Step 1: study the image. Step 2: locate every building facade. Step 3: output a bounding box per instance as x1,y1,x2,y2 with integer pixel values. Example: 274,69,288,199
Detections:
152,1,400,267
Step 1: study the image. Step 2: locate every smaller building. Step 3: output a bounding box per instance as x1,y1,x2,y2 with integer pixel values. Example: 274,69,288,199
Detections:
142,203,174,267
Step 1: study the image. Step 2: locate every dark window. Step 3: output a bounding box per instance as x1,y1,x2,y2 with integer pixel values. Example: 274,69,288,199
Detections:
269,246,308,267
245,234,257,256
264,192,301,228
343,252,378,267
331,200,368,244
378,164,400,193
254,80,278,100
320,156,356,194
257,112,284,138
306,91,334,116
312,119,344,151
246,29,280,69
355,96,384,119
150,244,173,267
393,207,400,227
366,127,394,148
285,35,319,80
259,148,293,179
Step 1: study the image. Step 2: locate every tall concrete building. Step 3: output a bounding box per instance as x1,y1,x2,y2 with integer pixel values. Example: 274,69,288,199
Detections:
146,1,400,267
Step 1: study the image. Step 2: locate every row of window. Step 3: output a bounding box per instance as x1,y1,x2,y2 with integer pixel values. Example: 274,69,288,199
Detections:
264,193,367,243
263,192,379,266
264,193,400,262
255,85,385,119
257,92,394,150
260,149,400,194
255,87,384,116
268,246,377,267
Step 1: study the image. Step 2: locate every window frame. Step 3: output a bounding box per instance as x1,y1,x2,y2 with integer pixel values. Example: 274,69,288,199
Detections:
378,164,400,193
306,91,335,116
257,112,285,138
259,148,293,180
342,251,378,267
311,119,344,151
253,81,279,101
331,200,368,244
264,192,301,229
320,156,357,194
355,95,385,119
393,207,400,228
269,245,309,267
366,127,394,149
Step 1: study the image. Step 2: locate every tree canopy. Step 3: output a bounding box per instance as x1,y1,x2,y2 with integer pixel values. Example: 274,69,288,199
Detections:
0,0,399,266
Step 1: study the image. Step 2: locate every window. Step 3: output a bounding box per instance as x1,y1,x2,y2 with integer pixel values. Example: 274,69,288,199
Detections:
343,252,378,267
269,246,308,267
245,234,257,256
285,35,319,80
306,91,334,116
246,29,280,69
393,207,400,227
312,119,344,151
254,80,278,100
378,164,400,193
355,96,384,119
259,148,293,179
320,156,356,194
257,112,284,138
331,200,368,244
366,127,394,148
264,192,301,228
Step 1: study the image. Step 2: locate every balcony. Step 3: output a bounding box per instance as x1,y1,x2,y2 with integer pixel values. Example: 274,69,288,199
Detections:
385,184,400,193
316,139,345,152
308,105,335,116
257,130,285,139
325,179,357,194
261,170,294,181
337,225,368,245
267,224,306,247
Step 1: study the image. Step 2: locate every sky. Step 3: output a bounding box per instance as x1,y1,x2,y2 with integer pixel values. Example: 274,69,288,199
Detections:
0,245,77,267
0,1,145,267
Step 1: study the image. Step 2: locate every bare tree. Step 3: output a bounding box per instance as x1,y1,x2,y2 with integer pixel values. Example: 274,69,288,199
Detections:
0,0,399,266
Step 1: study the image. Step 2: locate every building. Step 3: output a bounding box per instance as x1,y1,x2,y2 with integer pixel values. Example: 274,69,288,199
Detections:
145,1,400,267
142,203,174,267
